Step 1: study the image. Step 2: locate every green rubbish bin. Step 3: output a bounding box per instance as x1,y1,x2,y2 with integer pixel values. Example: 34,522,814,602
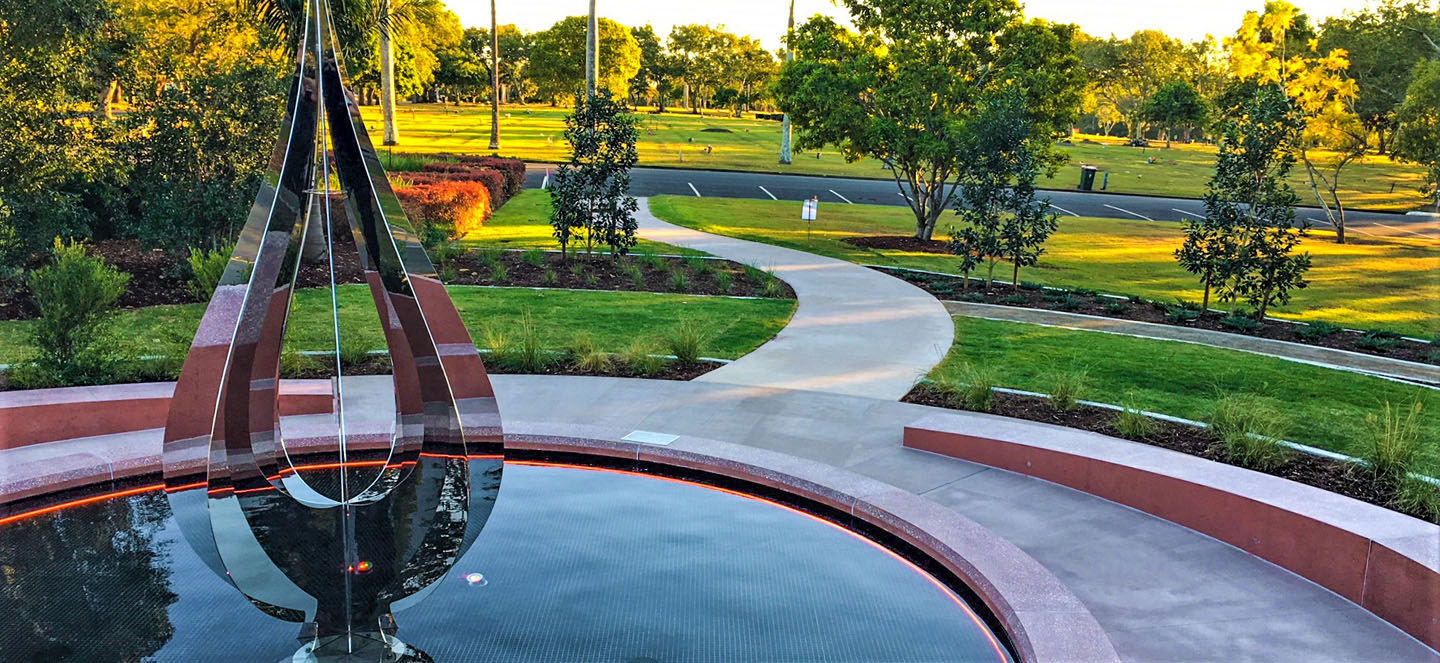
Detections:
1078,165,1098,191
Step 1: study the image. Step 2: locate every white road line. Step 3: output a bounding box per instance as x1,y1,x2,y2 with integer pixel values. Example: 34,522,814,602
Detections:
758,185,777,200
1172,208,1203,219
1048,203,1078,217
1308,217,1333,226
687,182,701,197
1103,203,1153,221
1373,222,1434,239
829,189,854,204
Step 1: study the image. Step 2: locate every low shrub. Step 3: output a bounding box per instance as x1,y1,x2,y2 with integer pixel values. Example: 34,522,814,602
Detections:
584,273,598,287
477,247,503,266
1292,320,1340,341
1041,289,1071,303
1164,305,1200,324
279,348,322,378
1018,281,1042,291
568,333,611,373
186,244,231,299
458,156,526,201
1210,393,1291,471
1220,312,1262,332
570,262,585,277
670,270,689,292
640,253,666,270
510,312,549,372
1355,330,1401,353
1046,367,1088,411
665,318,707,365
339,341,372,368
760,268,785,298
930,283,955,296
622,263,644,288
619,340,664,376
716,270,732,293
1072,287,1098,297
1054,295,1083,310
1000,294,1027,305
481,325,513,368
542,268,558,285
1361,399,1425,483
1112,400,1157,438
1393,475,1440,520
960,291,985,303
521,249,546,268
1102,301,1130,315
1126,294,1145,304
488,261,508,282
23,239,130,386
684,255,706,271
941,363,996,412
416,162,509,205
393,179,491,240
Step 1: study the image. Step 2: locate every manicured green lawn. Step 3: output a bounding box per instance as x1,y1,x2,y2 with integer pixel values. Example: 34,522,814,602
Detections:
463,189,701,255
361,103,1435,212
0,286,796,364
931,316,1439,469
649,196,1440,336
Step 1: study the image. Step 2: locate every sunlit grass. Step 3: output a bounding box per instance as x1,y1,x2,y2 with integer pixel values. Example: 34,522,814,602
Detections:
360,103,1435,212
463,189,702,255
649,195,1440,336
930,316,1438,467
0,286,797,364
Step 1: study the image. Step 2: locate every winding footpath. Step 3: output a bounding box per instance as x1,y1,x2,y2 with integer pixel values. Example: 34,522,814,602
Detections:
637,198,954,399
945,300,1440,387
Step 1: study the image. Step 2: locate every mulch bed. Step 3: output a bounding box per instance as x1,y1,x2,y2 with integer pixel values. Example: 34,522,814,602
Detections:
903,384,1419,519
0,230,792,323
880,266,1438,365
283,354,720,381
842,235,950,254
444,250,796,299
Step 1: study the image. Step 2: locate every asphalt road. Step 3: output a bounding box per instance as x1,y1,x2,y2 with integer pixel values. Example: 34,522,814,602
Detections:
524,164,1439,241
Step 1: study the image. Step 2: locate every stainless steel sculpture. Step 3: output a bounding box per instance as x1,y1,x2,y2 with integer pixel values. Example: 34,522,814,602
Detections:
161,0,501,659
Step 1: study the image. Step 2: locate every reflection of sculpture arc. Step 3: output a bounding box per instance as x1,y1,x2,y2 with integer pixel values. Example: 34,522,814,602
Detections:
159,0,501,655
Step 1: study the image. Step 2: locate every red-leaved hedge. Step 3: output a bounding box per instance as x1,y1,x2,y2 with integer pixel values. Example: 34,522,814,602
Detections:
458,157,525,200
416,163,508,205
393,179,490,240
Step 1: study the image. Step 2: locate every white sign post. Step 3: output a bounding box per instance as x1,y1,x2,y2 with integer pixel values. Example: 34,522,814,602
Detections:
801,197,818,240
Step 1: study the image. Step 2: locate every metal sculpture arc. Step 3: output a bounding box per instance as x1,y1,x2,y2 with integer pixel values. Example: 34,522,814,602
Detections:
160,0,501,659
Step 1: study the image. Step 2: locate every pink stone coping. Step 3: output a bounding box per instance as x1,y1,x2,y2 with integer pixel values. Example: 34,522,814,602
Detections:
0,418,1120,663
902,411,1440,652
0,380,335,449
506,420,1120,663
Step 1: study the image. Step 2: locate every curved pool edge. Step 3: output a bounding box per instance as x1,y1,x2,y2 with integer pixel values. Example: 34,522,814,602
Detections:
504,420,1122,663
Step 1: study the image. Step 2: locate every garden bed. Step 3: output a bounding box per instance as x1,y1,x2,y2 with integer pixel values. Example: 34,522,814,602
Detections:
902,383,1427,520
879,266,1438,364
280,353,721,382
443,250,795,299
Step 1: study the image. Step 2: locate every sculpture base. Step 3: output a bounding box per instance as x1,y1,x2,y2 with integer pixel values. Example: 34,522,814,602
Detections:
289,633,432,663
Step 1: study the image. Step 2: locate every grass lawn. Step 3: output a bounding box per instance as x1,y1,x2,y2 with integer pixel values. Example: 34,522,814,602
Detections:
464,190,701,255
361,102,1435,212
649,196,1440,337
0,286,796,365
931,316,1439,470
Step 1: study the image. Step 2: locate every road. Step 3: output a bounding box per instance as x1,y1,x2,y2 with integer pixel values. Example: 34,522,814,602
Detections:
524,164,1439,241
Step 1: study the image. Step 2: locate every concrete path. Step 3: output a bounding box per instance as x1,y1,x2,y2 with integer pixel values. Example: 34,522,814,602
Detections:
637,198,953,399
489,376,1438,663
946,300,1440,387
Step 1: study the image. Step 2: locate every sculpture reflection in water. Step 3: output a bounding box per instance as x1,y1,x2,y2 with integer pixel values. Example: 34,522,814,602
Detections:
160,0,502,659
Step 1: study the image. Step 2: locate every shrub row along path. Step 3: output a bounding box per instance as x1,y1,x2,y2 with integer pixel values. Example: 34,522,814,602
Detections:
944,300,1440,387
635,198,954,399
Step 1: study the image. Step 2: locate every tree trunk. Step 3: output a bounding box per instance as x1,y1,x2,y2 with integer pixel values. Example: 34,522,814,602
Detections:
1201,275,1211,312
95,79,118,120
488,0,500,150
779,0,795,165
381,25,400,146
585,0,598,97
1011,261,1020,291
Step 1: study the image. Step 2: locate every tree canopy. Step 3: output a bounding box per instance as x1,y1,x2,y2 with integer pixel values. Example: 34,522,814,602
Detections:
529,16,641,103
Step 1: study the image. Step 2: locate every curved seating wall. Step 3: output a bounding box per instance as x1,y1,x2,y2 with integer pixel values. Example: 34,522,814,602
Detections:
902,412,1440,652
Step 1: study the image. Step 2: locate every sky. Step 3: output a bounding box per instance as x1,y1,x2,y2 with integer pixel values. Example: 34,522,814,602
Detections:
444,0,1377,49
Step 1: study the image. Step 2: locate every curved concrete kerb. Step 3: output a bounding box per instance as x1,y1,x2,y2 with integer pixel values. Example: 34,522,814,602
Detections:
504,420,1121,663
637,198,953,400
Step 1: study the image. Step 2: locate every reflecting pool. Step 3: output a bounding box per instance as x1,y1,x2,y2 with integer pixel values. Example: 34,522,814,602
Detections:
0,464,1010,662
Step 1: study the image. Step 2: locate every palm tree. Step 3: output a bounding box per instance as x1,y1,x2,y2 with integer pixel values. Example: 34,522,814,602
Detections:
488,0,499,150
585,0,597,97
373,0,437,145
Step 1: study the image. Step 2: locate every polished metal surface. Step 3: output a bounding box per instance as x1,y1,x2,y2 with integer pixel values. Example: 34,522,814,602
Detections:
160,0,500,658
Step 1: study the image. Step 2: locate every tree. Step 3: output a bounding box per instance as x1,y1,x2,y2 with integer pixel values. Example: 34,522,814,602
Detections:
488,0,498,149
530,16,640,104
549,91,640,258
948,90,1060,289
774,0,1083,240
1394,59,1440,211
780,0,795,164
628,24,665,106
1201,82,1311,319
1319,1,1440,155
373,0,443,145
667,24,738,113
1080,30,1189,143
1142,80,1208,148
1229,0,1363,243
